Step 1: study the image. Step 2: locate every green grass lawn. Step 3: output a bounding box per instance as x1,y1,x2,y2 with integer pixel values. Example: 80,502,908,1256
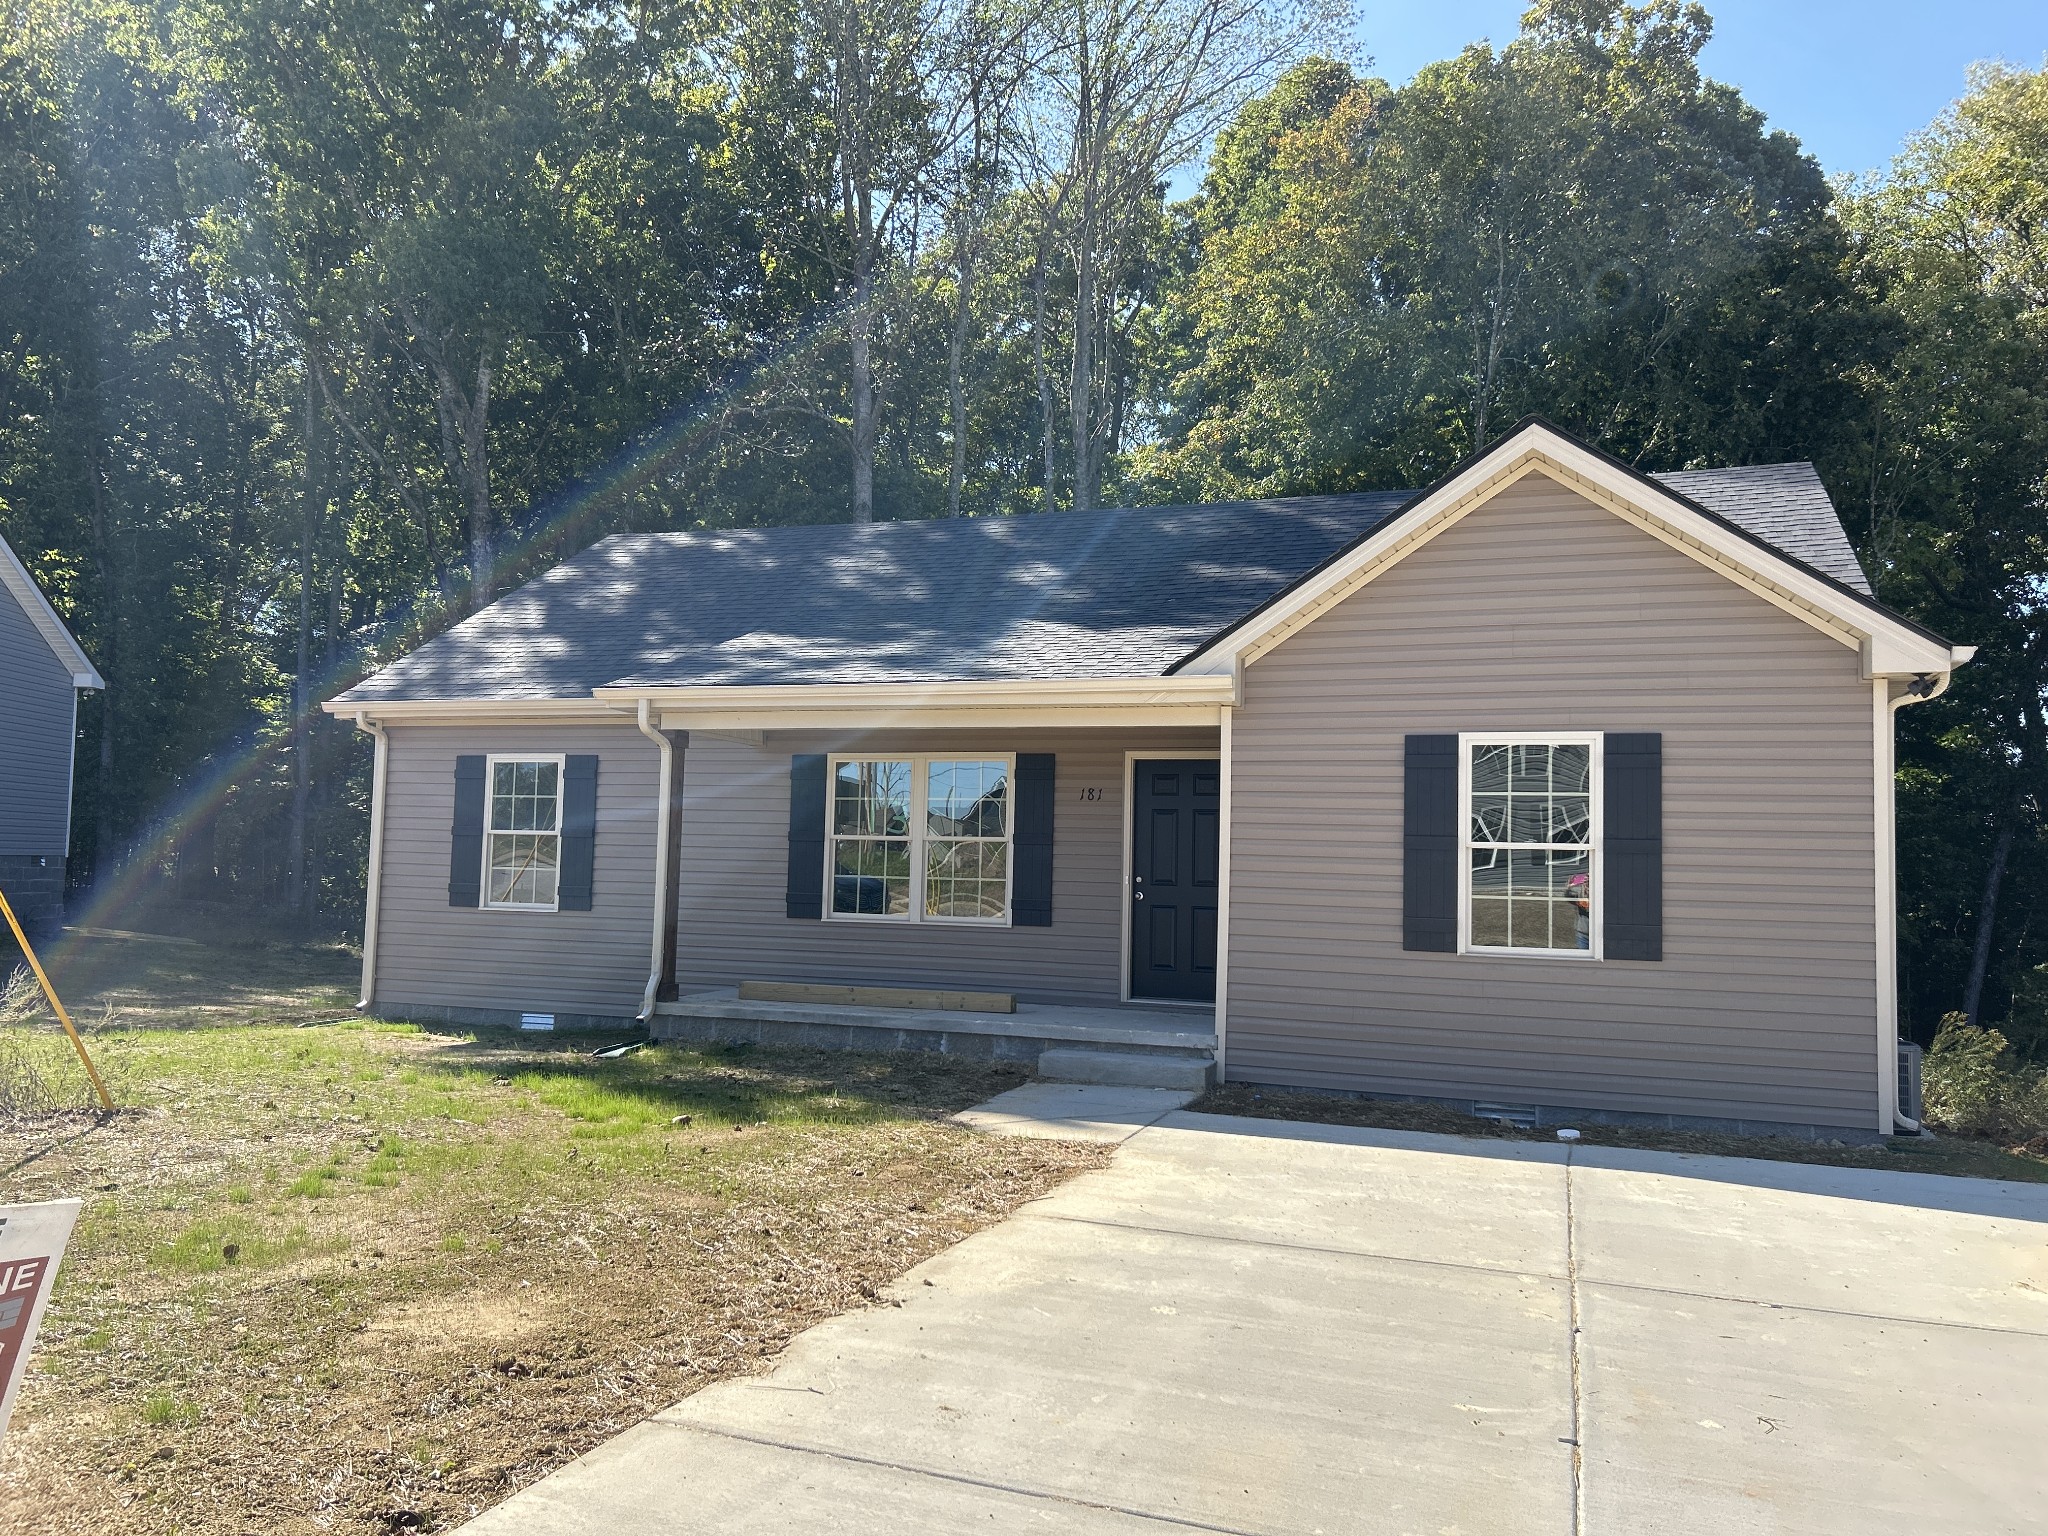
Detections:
0,935,1102,1536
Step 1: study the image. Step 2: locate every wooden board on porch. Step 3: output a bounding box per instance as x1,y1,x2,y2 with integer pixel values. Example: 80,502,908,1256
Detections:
737,980,1016,1015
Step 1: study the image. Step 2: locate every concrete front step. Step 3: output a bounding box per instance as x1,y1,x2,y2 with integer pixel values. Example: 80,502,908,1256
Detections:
652,988,1215,1065
1037,1047,1215,1091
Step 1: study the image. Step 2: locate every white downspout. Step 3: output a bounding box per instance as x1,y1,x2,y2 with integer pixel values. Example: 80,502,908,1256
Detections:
635,697,674,1023
352,712,390,1011
1882,659,1965,1133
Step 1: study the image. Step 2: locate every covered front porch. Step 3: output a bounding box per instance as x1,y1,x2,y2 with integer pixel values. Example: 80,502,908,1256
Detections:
613,679,1235,1087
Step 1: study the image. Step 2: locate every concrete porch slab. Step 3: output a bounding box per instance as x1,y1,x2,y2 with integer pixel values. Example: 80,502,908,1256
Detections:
654,987,1216,1053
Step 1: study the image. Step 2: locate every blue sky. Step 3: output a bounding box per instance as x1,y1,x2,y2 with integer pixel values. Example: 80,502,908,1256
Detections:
1353,1,2047,177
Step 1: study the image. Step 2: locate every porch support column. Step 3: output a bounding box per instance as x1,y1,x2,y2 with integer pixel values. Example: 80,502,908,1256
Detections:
1215,703,1234,1080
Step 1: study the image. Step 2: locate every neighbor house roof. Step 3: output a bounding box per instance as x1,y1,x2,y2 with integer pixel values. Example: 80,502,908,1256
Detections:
0,530,104,690
332,458,1876,706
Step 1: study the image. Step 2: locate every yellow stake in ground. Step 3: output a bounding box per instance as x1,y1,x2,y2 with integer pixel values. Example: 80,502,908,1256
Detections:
0,888,114,1111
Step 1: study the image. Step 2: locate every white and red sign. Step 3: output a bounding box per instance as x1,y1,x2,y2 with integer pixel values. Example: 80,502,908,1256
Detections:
0,1199,80,1448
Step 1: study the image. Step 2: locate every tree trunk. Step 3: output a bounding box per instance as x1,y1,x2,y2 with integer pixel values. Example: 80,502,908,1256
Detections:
1473,237,1513,450
466,355,493,603
86,445,118,889
316,360,450,605
849,267,877,524
1068,180,1098,514
840,106,878,528
1033,240,1057,510
1963,816,2017,1025
947,232,973,519
289,363,316,925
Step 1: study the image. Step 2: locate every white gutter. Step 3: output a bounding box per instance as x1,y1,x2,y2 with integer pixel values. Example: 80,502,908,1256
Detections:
592,674,1239,713
1881,652,1969,1133
352,712,391,1011
635,697,675,1023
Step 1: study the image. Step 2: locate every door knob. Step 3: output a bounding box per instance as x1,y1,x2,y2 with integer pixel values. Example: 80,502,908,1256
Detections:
1134,892,1146,901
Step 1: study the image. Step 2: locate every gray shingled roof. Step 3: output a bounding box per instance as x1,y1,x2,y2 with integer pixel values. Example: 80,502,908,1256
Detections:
1654,463,1871,594
334,463,1872,704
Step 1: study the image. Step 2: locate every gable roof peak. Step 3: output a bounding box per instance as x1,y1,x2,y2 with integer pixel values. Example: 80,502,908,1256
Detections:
1168,417,1955,679
0,530,103,690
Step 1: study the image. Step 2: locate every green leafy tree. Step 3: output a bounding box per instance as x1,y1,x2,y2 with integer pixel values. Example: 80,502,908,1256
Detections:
1137,1,1850,495
1843,63,2048,1034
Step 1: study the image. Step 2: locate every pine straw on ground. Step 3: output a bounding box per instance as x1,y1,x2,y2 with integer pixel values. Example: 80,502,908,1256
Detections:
1191,1083,2048,1183
0,1006,1106,1536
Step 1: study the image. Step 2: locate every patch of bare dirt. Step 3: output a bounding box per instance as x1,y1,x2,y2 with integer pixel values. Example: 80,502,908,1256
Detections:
0,1022,1106,1535
1191,1083,2048,1182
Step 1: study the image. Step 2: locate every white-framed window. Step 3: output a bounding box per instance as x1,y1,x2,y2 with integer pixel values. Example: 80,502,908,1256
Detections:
828,755,1014,924
484,755,564,911
1460,734,1600,958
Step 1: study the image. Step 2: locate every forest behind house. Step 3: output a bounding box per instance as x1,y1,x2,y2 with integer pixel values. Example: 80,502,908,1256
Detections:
2,0,2046,1045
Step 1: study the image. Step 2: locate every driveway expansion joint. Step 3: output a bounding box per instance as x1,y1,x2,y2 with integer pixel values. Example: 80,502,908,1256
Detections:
1574,1277,2048,1339
660,1418,1277,1535
1028,1212,2048,1341
1028,1210,1569,1283
1565,1147,1586,1536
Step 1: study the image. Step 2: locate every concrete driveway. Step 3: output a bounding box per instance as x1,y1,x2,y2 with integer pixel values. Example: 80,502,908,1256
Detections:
460,1091,2048,1535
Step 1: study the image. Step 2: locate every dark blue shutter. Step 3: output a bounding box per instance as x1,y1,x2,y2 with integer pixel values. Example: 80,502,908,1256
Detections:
1604,733,1662,961
1012,753,1055,926
558,754,599,911
449,755,486,908
786,754,828,919
1403,735,1458,952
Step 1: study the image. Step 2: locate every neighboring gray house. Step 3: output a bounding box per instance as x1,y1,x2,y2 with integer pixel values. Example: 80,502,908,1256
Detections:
0,532,102,934
326,420,1972,1141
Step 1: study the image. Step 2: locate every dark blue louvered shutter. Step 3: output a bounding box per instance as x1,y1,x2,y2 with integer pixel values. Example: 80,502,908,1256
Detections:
1603,733,1662,961
557,754,599,911
786,754,828,919
1403,734,1458,952
449,755,486,908
1012,754,1055,926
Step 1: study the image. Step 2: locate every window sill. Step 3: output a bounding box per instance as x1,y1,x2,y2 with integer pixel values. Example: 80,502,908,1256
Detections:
1460,945,1599,961
824,913,1013,929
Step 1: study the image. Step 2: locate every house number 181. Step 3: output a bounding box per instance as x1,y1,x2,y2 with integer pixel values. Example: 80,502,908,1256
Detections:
1076,787,1104,802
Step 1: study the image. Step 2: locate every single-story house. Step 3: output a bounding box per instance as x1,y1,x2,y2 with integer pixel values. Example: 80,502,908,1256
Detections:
0,532,103,935
325,419,1972,1141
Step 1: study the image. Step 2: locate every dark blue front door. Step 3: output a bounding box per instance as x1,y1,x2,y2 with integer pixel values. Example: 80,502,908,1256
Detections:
1130,760,1220,1001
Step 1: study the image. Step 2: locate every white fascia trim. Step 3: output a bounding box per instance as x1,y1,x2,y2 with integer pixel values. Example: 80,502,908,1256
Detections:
1177,426,1958,681
598,675,1238,732
654,704,1225,731
317,698,625,725
595,676,1240,711
0,534,104,689
325,676,1239,730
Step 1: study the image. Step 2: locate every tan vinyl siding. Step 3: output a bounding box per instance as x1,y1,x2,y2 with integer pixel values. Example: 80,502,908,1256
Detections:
675,729,1216,1006
1227,473,1881,1130
374,724,659,1018
0,576,78,856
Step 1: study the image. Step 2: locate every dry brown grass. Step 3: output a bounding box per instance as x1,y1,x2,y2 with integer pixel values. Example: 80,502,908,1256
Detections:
0,937,1106,1535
